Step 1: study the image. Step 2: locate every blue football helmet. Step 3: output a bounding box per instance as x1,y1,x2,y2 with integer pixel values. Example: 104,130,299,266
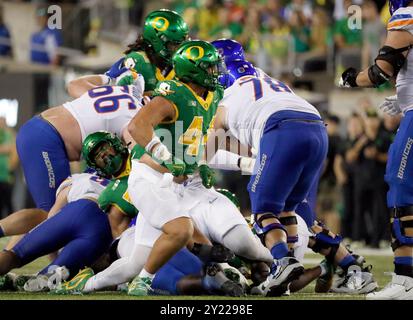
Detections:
211,39,245,63
389,0,410,14
226,60,258,80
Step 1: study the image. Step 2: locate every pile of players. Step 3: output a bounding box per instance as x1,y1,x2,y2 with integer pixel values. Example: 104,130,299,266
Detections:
0,0,412,299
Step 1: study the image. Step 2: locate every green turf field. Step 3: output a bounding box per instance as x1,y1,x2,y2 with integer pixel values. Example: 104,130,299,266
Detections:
0,238,394,300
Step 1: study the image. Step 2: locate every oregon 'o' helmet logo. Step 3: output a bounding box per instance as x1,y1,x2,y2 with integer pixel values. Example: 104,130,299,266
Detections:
151,17,170,32
184,46,205,60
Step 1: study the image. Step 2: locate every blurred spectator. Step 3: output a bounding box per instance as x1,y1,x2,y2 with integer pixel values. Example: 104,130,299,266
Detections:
334,0,362,49
317,114,344,234
309,8,332,55
344,109,391,247
197,0,220,40
361,0,386,69
288,9,310,54
342,113,364,240
284,0,313,23
0,117,15,218
0,4,12,57
30,6,63,65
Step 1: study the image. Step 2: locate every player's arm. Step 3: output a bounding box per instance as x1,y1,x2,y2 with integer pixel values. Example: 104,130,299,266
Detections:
340,30,413,88
47,185,70,218
127,96,176,160
67,75,111,99
107,206,131,239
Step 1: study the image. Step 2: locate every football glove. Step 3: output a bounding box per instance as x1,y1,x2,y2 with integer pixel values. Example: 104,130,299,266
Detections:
199,163,216,189
379,95,402,116
104,57,128,80
164,157,186,177
338,67,359,88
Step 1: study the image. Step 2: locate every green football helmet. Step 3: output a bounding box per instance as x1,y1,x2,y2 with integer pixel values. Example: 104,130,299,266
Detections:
173,40,224,91
143,9,189,65
216,188,240,209
82,131,129,178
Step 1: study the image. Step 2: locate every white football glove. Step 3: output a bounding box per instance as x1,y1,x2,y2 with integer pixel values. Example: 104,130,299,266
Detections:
379,95,402,116
239,156,255,175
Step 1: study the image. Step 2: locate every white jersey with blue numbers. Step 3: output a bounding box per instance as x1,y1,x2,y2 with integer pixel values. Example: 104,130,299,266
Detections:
388,7,413,113
63,76,144,141
219,75,320,150
56,172,110,202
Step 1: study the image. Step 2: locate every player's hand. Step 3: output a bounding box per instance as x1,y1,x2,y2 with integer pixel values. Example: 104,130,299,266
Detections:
164,157,186,177
238,156,255,175
104,57,128,80
338,67,359,88
116,70,139,86
199,163,216,189
379,95,402,116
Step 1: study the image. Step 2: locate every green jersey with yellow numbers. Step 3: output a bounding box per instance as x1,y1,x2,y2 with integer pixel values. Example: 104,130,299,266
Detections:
119,51,175,92
152,79,224,175
97,155,138,218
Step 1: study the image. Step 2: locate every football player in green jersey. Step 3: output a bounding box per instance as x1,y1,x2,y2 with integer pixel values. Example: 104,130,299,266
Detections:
125,39,225,295
67,9,189,98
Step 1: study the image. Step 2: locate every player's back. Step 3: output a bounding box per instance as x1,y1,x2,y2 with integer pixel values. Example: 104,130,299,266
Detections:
220,75,320,149
388,7,413,113
63,79,144,142
57,172,110,203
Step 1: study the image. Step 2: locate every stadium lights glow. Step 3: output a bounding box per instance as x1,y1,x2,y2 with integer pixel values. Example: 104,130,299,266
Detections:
0,99,19,127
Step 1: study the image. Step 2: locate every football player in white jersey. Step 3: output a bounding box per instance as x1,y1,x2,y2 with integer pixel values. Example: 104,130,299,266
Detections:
207,60,328,297
0,169,113,292
339,0,413,300
14,70,143,215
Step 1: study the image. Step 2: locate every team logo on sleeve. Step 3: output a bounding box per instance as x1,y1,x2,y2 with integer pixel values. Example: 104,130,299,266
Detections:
124,57,137,70
156,82,175,96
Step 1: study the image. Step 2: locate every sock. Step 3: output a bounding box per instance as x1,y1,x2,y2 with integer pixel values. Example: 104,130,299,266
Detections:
338,254,356,271
139,268,155,280
0,225,4,238
394,256,413,265
83,276,95,293
270,242,289,260
319,263,328,277
394,257,413,277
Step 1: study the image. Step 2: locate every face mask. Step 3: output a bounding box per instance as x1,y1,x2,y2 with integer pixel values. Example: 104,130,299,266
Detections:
104,153,124,176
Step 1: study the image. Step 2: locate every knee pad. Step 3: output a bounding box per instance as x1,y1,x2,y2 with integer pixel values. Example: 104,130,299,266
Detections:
310,221,342,262
279,216,298,244
391,207,413,251
253,213,287,245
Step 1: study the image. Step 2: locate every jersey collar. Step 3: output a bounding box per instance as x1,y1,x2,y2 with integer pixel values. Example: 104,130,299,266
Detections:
115,155,132,179
155,67,175,82
181,82,214,111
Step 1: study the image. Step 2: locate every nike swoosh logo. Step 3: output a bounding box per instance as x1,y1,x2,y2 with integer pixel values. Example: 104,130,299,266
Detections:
209,197,218,204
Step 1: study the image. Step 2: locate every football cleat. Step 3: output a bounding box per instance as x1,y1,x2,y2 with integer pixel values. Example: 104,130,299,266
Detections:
127,276,154,296
13,274,33,291
0,273,16,291
24,266,70,292
366,274,413,300
250,256,304,297
315,259,336,293
330,265,378,294
219,263,250,291
205,263,244,297
53,267,94,295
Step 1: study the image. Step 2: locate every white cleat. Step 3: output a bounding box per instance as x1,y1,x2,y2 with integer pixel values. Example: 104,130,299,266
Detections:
366,274,413,300
331,265,378,294
250,257,304,297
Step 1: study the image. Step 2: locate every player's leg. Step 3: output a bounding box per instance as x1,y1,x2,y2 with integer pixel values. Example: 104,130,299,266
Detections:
368,112,413,299
126,162,194,295
39,200,112,276
0,208,47,238
0,202,76,275
248,118,326,296
16,116,70,211
61,215,156,294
